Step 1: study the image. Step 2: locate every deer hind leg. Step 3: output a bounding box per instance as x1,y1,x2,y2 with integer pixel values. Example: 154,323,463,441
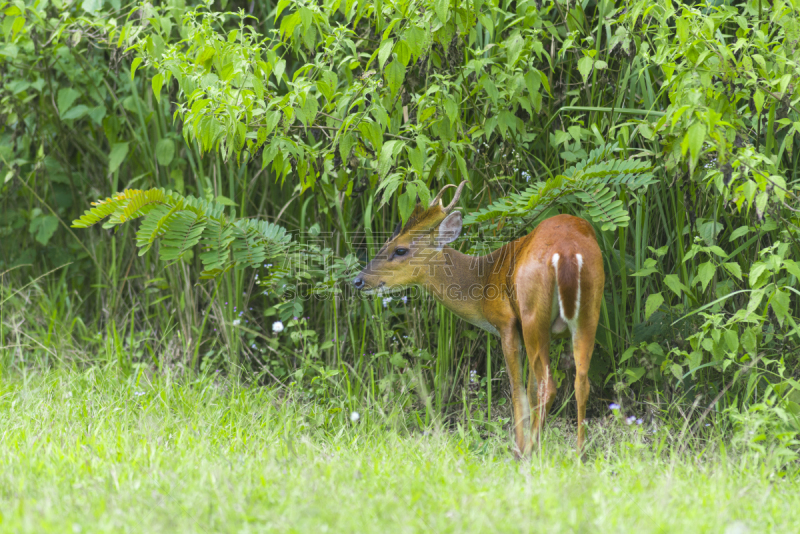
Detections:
521,312,556,456
499,323,530,459
573,303,601,453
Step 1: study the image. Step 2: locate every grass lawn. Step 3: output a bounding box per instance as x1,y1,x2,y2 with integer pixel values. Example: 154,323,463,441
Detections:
0,366,797,533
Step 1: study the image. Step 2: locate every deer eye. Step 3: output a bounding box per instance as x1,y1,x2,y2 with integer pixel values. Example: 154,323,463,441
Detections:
394,248,408,257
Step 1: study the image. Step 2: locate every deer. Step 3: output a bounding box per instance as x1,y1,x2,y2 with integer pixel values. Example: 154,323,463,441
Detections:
352,181,604,457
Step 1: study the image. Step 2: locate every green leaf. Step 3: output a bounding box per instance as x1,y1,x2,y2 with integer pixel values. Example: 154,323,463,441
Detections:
707,246,728,258
398,188,416,225
378,140,401,178
0,43,19,59
378,39,394,69
11,16,25,40
407,145,425,177
390,352,408,368
631,258,658,277
753,90,764,114
723,329,739,353
455,154,468,181
82,0,102,14
723,262,743,280
30,215,59,246
505,34,524,67
62,105,89,120
273,59,286,83
108,142,130,174
625,367,646,385
783,259,800,280
264,110,281,137
645,292,664,320
729,225,749,241
88,106,107,125
619,346,636,364
683,121,706,170
339,133,355,162
156,138,175,166
385,60,405,97
196,46,215,68
152,72,164,103
577,56,594,83
749,262,769,288
434,0,449,23
670,364,683,380
695,261,716,292
771,288,790,326
130,58,143,81
299,6,312,31
524,70,541,99
215,195,237,207
57,88,81,116
395,40,412,66
664,274,686,297
741,327,757,355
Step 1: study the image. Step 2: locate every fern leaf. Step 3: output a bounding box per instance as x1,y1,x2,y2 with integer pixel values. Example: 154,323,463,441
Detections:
74,187,294,280
71,190,140,228
160,211,207,262
199,219,235,275
463,143,655,232
135,205,177,255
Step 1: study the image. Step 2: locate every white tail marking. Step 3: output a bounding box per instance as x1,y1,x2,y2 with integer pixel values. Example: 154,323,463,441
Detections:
552,253,582,334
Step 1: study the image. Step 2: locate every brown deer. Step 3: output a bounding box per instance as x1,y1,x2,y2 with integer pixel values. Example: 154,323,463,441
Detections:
353,181,604,457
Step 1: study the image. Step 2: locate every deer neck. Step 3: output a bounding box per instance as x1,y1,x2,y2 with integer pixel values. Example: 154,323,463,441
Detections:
419,246,494,328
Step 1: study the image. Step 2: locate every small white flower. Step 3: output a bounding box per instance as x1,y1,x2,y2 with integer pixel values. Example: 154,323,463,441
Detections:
626,416,636,425
382,296,393,308
232,319,241,326
134,391,145,397
401,296,408,304
350,411,360,423
251,343,256,349
272,321,284,333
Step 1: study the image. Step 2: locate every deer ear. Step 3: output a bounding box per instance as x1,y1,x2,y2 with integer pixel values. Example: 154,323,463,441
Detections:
390,221,402,240
436,211,462,248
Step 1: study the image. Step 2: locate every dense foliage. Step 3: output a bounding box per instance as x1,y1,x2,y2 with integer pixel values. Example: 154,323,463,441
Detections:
2,0,799,455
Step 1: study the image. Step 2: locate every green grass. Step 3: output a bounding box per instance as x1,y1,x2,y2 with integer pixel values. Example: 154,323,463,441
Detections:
0,365,798,533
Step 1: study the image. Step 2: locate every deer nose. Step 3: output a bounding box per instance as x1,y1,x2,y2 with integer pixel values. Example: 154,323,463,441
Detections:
353,277,365,290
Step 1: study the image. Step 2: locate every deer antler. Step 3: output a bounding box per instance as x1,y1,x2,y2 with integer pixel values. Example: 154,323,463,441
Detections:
429,180,468,213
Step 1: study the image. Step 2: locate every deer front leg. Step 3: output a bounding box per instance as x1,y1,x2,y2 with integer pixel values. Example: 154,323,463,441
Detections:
499,323,530,459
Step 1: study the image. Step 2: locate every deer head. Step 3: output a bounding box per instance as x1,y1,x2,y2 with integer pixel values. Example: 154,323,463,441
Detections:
353,181,468,294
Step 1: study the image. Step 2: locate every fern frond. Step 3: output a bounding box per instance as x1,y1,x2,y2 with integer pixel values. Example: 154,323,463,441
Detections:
135,205,171,255
199,219,236,277
72,188,293,281
232,221,269,269
71,190,137,228
463,143,655,232
160,211,207,262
